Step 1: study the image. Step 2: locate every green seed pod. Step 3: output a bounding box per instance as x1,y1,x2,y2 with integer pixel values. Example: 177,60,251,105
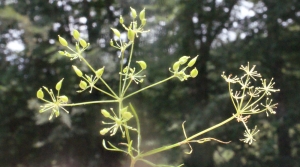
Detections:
100,128,110,135
141,19,147,26
190,68,198,78
139,8,145,21
58,35,68,47
79,39,87,48
136,61,147,70
119,15,124,24
140,79,144,83
128,29,135,41
188,55,198,67
122,111,133,120
121,106,128,113
56,78,64,91
110,39,114,46
73,29,80,40
172,61,180,71
95,67,105,78
111,28,121,38
179,56,190,65
101,109,111,118
130,7,137,19
72,65,83,77
79,80,87,90
59,95,68,103
37,88,44,99
123,66,128,73
58,51,65,55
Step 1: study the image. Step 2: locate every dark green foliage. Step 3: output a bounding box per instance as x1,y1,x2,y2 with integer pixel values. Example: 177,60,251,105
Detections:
1,0,300,166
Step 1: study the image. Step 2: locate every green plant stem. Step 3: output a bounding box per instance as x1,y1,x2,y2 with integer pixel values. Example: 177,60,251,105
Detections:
93,86,117,99
121,40,135,96
124,76,175,99
62,100,118,107
129,103,141,153
138,114,236,158
99,77,118,97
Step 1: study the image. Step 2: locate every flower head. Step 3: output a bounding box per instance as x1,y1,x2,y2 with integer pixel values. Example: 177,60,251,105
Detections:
100,107,136,137
240,62,261,80
261,98,278,116
37,79,69,120
240,126,260,145
256,78,280,95
221,72,240,83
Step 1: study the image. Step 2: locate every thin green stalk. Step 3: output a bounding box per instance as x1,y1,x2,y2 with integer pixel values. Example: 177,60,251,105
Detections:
129,103,141,153
228,83,238,111
93,86,117,99
121,40,135,95
62,100,118,107
138,114,236,158
99,77,118,97
124,76,175,99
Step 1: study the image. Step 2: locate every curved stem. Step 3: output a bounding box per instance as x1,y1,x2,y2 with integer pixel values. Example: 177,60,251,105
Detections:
138,114,236,158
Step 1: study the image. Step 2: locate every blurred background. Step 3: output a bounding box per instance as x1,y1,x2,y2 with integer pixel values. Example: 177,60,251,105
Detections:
1,0,300,166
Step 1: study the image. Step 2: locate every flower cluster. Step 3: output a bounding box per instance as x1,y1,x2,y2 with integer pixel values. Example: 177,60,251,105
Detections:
119,61,147,85
169,55,199,81
36,79,69,120
110,7,149,58
58,30,90,60
222,62,280,144
100,107,136,138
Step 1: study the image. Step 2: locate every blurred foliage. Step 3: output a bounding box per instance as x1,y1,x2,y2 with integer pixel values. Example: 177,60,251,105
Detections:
0,0,300,167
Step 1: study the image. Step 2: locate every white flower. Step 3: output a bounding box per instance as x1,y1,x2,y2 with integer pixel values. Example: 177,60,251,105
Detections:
256,78,280,95
240,126,260,145
240,62,261,80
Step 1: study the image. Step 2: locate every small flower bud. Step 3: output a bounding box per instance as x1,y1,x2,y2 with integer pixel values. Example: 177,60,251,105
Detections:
59,95,68,102
111,28,121,38
141,19,147,26
188,55,198,67
100,128,110,135
123,66,128,73
72,65,83,77
121,106,128,113
179,56,190,65
130,7,137,19
79,80,87,90
37,88,44,99
110,39,114,46
73,29,80,40
76,43,80,52
65,52,71,57
122,111,133,120
119,15,124,24
58,51,65,55
172,61,180,71
56,78,64,91
139,8,145,21
95,67,105,78
101,109,110,118
128,29,135,41
190,68,198,78
79,39,87,48
58,35,68,47
136,61,147,70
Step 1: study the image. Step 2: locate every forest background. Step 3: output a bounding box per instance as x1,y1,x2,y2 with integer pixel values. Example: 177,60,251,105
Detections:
0,0,300,167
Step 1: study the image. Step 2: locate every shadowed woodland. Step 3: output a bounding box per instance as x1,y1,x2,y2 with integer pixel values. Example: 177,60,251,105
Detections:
0,0,300,167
